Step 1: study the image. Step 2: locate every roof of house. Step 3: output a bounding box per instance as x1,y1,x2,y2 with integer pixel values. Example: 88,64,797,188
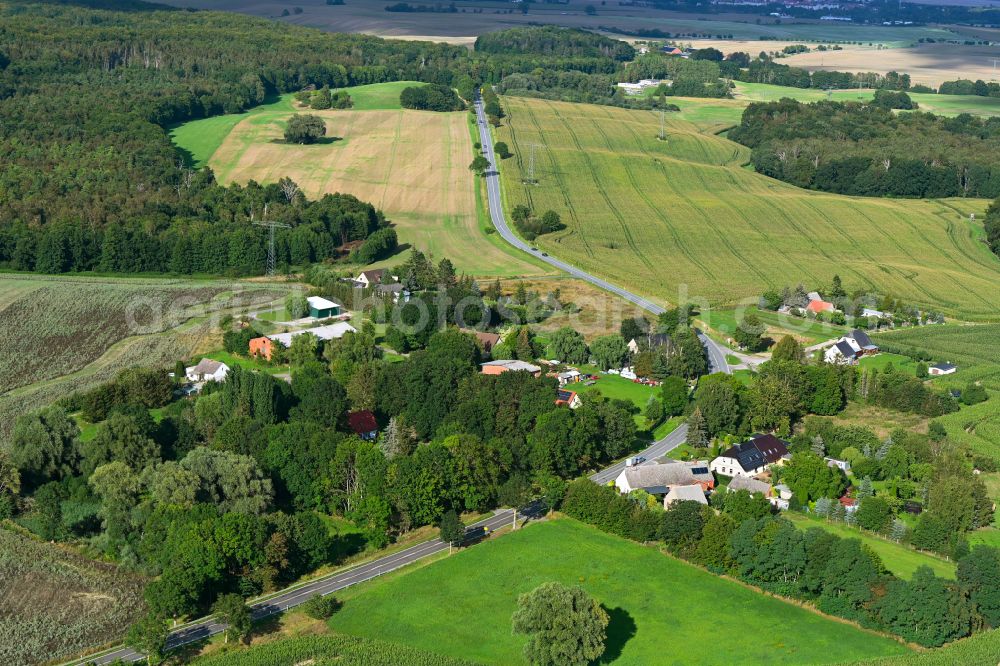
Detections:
358,269,385,282
188,358,227,375
347,410,378,434
848,329,876,349
467,330,501,350
556,389,578,405
718,434,789,472
807,291,822,301
375,282,405,294
931,362,957,371
831,340,856,359
807,299,834,313
665,485,708,505
481,359,541,373
269,322,357,348
620,461,713,492
558,370,581,379
306,295,340,311
728,476,771,495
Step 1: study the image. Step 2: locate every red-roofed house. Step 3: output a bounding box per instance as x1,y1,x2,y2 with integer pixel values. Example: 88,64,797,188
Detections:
807,299,835,314
348,410,378,440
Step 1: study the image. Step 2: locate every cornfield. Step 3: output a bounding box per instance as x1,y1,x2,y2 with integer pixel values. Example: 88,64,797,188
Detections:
0,527,146,665
192,634,478,666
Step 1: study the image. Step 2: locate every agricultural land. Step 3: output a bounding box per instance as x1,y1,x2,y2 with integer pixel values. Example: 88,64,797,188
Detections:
872,324,1000,462
493,96,1000,319
0,527,147,664
328,518,910,665
171,83,548,279
0,274,284,440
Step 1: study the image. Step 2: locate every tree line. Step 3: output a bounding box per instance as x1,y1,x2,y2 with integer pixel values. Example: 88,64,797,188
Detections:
730,98,1000,209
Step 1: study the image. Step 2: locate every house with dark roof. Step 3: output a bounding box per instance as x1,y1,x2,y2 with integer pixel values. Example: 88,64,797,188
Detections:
463,329,501,354
347,410,379,440
824,329,879,365
929,362,957,376
710,433,789,479
555,389,582,409
627,333,671,355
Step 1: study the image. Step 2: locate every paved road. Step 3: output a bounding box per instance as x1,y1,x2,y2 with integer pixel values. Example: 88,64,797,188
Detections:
70,507,540,665
590,422,689,485
473,97,731,377
71,97,731,666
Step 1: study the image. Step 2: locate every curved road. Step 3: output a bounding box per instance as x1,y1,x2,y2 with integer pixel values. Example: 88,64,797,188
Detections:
67,97,732,666
472,98,730,376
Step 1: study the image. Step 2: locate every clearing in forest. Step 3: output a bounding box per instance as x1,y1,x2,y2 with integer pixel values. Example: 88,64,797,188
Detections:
173,83,545,278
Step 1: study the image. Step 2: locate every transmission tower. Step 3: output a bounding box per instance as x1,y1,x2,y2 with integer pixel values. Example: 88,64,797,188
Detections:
252,204,291,277
523,143,542,184
993,58,1000,80
658,109,667,142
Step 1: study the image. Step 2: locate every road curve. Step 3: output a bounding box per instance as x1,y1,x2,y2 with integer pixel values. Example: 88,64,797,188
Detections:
66,98,732,666
473,97,731,376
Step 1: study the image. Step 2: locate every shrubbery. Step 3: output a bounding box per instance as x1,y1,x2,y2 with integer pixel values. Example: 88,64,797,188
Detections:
399,84,465,112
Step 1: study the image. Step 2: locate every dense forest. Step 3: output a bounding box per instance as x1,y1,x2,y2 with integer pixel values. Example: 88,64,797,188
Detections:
730,99,1000,200
0,1,473,274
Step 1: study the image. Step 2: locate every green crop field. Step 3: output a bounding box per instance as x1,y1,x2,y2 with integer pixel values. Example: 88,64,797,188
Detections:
697,306,847,346
873,324,1000,461
494,97,1000,319
330,518,908,665
784,513,955,580
171,83,545,279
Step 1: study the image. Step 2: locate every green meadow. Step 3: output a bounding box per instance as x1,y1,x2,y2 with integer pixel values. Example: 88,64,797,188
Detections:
330,518,909,665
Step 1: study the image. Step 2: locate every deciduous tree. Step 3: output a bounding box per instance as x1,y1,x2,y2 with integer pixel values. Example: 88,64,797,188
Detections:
511,582,609,666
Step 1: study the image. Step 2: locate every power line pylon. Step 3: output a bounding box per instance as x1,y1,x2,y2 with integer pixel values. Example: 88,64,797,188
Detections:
252,204,291,277
523,143,542,184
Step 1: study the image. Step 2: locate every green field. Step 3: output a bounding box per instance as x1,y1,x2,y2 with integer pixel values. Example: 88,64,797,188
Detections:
873,325,1000,461
494,97,1000,319
841,628,1000,666
330,518,908,665
858,352,920,376
698,306,847,346
785,513,955,580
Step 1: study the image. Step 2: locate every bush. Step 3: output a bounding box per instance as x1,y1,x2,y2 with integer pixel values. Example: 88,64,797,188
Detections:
302,593,342,619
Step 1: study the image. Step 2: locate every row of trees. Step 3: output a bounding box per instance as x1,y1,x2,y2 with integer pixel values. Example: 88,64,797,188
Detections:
561,479,1000,648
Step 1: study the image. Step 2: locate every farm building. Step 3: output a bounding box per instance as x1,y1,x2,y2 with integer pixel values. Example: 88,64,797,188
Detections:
249,336,274,361
664,484,707,508
710,434,789,479
347,410,379,440
929,362,957,376
480,359,541,376
307,296,341,318
268,322,358,350
186,359,229,383
807,298,835,314
614,461,714,495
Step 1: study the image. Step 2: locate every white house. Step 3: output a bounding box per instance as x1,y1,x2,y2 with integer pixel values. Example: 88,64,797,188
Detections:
186,359,229,383
354,269,398,288
824,329,878,365
615,461,714,495
664,484,708,508
929,362,957,376
268,322,357,348
710,434,789,479
825,457,852,473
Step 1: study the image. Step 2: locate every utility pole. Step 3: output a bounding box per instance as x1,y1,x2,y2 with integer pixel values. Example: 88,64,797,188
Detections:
992,58,999,79
252,204,291,277
523,143,542,184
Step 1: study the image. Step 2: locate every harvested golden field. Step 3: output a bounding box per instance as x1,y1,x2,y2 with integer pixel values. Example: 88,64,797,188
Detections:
495,96,1000,319
194,88,544,278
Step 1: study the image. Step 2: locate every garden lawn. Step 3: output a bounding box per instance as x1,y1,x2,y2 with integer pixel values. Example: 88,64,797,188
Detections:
330,518,909,665
858,352,919,376
785,513,955,580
